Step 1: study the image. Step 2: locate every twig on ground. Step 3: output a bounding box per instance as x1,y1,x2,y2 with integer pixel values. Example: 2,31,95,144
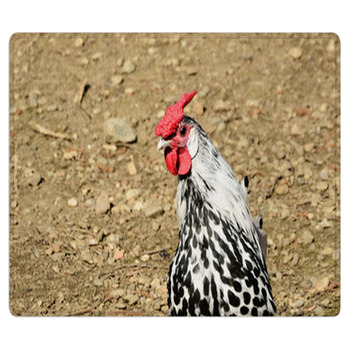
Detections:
29,121,72,140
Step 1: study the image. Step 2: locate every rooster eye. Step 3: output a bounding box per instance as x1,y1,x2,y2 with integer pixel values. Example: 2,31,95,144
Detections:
179,126,187,136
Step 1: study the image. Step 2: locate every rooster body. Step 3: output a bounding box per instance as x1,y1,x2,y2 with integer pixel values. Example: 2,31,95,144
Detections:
156,92,275,316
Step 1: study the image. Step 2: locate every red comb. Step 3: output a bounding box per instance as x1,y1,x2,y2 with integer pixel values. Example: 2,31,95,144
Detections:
155,91,197,138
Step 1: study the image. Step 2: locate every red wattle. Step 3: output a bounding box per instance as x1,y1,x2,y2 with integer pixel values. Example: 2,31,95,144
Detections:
164,145,192,176
165,146,179,176
177,148,192,175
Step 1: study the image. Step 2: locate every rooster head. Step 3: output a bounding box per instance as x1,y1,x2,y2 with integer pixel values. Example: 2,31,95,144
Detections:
155,91,198,176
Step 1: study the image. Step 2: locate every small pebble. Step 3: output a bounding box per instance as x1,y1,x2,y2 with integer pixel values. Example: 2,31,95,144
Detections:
140,254,150,262
127,161,137,175
291,123,301,135
152,222,161,231
192,101,205,116
74,37,84,48
321,246,333,256
289,47,303,60
124,87,134,96
213,99,230,112
81,251,93,264
312,276,329,292
47,104,58,112
301,230,314,245
144,205,165,218
291,299,304,309
304,142,314,153
126,189,140,201
316,181,329,192
122,60,136,74
319,168,329,180
95,190,110,214
110,75,124,86
93,278,103,287
67,198,78,207
275,184,289,195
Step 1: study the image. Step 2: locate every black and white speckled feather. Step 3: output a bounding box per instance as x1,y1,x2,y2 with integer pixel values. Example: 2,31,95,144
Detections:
168,116,275,316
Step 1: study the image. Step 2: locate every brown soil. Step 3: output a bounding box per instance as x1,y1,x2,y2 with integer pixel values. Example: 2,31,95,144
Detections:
9,33,340,316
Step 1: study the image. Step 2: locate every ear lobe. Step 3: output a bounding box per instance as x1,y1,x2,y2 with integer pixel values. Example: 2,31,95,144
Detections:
187,129,199,159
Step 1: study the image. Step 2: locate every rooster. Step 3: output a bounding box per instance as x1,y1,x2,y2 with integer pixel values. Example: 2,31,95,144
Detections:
155,91,276,316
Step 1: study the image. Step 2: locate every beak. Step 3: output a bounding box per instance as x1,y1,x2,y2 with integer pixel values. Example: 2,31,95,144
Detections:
157,137,173,151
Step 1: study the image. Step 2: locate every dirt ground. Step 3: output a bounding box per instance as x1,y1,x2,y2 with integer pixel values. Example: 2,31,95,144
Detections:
9,33,340,316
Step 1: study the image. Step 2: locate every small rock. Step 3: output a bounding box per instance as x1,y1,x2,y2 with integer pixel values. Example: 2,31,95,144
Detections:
26,171,43,187
289,47,303,60
81,251,93,264
122,60,136,74
63,149,78,160
320,298,330,307
327,39,335,52
124,294,138,306
312,276,329,292
213,99,230,112
95,190,110,214
144,205,165,218
55,291,65,304
52,243,61,253
93,278,103,287
275,184,289,195
319,218,332,229
126,189,140,201
28,92,38,108
319,168,329,180
152,222,161,231
133,201,143,211
291,299,304,309
74,37,84,48
45,247,53,256
243,52,253,60
321,246,333,256
110,75,124,86
301,230,314,245
290,123,301,135
314,306,324,316
127,161,137,175
124,87,135,96
186,66,197,76
291,253,299,266
81,57,89,65
91,52,102,60
192,101,205,116
67,197,78,207
245,99,260,108
316,181,329,192
88,239,98,246
141,254,150,262
113,249,125,261
198,86,210,98
319,103,328,113
103,117,137,144
115,300,126,309
304,142,314,153
47,104,58,112
52,265,60,274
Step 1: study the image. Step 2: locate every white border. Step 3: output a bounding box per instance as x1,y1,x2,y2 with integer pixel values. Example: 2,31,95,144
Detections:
2,1,348,349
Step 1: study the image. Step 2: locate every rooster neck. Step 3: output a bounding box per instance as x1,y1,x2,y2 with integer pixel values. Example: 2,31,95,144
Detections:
177,133,257,246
